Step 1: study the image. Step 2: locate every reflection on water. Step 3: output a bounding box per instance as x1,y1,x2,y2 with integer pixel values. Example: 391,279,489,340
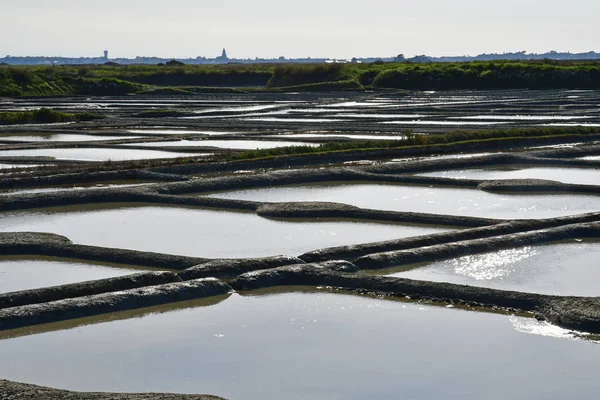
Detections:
390,242,600,296
509,316,588,341
0,292,598,400
419,167,600,186
0,259,143,294
206,183,600,220
453,247,539,280
0,206,445,258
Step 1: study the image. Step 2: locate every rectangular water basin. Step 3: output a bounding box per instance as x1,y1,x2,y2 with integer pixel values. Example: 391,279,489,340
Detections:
0,291,597,400
0,257,149,294
278,133,407,140
0,148,203,162
0,206,446,258
122,140,319,150
0,134,142,142
0,182,151,196
127,130,243,135
383,242,600,297
206,183,600,220
418,167,600,186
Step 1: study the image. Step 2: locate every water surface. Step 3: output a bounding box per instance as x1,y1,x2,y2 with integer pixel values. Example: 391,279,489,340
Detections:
578,156,600,161
0,163,53,170
128,130,241,135
418,167,600,186
279,133,407,140
0,135,141,142
0,182,150,196
0,292,597,400
0,206,445,258
0,148,202,162
0,259,141,294
206,183,600,220
381,242,600,296
123,140,318,150
454,115,589,121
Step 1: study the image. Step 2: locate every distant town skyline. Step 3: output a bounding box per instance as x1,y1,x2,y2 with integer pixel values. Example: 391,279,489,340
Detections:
2,0,599,59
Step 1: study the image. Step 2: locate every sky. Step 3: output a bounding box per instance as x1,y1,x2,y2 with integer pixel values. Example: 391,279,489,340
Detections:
1,0,598,59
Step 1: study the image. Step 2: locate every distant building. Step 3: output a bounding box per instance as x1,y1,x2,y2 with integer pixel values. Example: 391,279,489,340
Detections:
215,48,229,62
103,50,109,61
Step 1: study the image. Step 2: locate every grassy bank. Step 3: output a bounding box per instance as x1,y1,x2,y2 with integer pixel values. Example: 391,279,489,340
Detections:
0,108,101,125
3,60,600,97
224,126,600,161
4,126,597,178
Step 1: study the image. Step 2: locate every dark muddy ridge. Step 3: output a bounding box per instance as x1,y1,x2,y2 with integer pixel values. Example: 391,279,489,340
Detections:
1,90,600,400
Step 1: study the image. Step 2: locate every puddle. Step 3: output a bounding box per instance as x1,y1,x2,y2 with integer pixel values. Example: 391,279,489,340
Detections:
207,183,600,220
387,242,600,297
0,135,141,142
122,140,319,150
0,206,445,258
0,259,144,294
0,291,598,400
0,148,203,162
418,167,600,186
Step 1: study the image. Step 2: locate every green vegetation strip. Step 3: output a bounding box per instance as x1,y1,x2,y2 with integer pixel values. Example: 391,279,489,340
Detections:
0,108,101,125
4,60,600,96
223,127,600,161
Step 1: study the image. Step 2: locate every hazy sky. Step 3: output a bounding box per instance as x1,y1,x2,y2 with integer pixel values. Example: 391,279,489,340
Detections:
1,0,598,59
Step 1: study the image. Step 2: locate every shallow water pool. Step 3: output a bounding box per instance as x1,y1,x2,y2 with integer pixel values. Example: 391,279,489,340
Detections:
0,206,446,258
206,183,600,220
0,148,203,162
123,140,319,150
0,291,597,400
418,167,600,186
0,134,141,142
0,258,142,294
380,242,600,296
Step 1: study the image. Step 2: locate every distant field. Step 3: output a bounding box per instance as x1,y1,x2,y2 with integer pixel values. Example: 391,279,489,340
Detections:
2,60,600,96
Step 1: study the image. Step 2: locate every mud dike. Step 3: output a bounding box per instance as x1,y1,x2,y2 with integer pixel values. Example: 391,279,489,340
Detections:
1,91,600,399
